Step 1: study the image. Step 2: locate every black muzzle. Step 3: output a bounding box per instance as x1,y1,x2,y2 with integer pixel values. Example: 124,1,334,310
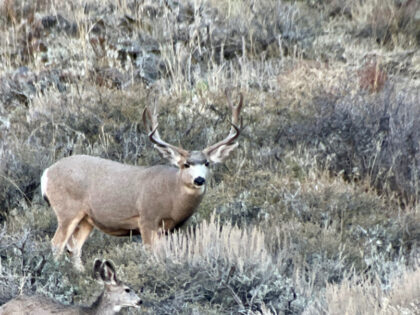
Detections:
194,177,206,186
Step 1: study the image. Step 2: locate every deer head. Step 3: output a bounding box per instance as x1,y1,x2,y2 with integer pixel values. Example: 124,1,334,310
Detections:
142,93,243,192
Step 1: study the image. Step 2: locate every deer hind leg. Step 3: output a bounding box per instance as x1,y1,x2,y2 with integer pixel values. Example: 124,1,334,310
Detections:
66,217,93,271
51,210,86,258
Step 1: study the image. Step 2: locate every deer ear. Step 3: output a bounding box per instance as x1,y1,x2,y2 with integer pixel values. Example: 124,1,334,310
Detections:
100,260,118,285
207,142,238,164
153,145,184,167
93,259,103,280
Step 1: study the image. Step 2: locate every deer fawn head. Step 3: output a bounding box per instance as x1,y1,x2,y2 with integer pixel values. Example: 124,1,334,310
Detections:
143,93,243,193
93,259,143,312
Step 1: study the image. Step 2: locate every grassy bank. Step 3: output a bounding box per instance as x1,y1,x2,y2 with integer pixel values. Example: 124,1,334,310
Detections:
1,0,419,313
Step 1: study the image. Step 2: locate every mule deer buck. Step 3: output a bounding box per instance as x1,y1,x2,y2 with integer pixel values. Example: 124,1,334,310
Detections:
41,93,243,268
0,259,142,314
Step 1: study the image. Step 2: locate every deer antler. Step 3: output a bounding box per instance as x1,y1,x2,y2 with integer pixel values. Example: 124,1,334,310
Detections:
203,92,243,157
142,107,189,157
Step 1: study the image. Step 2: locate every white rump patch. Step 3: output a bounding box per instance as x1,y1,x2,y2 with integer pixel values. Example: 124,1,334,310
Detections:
40,168,49,197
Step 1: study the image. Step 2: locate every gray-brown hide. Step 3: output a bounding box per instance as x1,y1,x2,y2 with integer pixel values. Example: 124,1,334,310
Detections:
42,93,243,267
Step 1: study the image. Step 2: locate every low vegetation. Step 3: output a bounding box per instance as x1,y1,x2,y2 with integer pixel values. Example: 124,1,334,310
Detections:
1,0,419,314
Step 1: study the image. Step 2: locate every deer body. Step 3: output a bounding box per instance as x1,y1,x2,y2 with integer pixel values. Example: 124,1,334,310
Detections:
0,295,84,315
42,93,243,268
0,294,123,315
43,155,204,239
0,260,142,315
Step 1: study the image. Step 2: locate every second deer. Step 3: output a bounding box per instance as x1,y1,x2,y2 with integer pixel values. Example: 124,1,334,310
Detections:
0,259,142,314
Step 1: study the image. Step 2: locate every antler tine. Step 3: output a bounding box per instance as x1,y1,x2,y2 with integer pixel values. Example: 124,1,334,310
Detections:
204,92,243,156
142,107,152,132
235,93,243,124
143,107,160,131
230,92,243,135
225,90,243,127
143,106,165,142
148,125,163,147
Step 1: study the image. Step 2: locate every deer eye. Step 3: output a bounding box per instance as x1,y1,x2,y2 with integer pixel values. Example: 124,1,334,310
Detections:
204,161,209,167
125,288,131,293
183,163,190,168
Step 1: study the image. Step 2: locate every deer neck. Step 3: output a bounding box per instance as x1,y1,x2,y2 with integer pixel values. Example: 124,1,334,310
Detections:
85,292,117,315
173,172,205,220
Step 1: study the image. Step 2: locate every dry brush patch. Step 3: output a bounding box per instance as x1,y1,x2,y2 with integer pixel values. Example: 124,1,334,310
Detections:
349,0,420,48
101,214,307,314
313,264,420,315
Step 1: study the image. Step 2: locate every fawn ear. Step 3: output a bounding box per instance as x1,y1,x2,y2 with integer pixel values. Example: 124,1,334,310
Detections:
92,259,103,280
100,260,118,285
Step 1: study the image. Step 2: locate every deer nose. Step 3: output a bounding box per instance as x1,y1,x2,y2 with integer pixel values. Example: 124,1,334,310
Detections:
194,177,206,186
137,300,143,306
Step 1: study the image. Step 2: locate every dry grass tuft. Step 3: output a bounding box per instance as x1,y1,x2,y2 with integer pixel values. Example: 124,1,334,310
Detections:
321,265,420,315
152,213,269,272
350,0,420,48
358,59,387,93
